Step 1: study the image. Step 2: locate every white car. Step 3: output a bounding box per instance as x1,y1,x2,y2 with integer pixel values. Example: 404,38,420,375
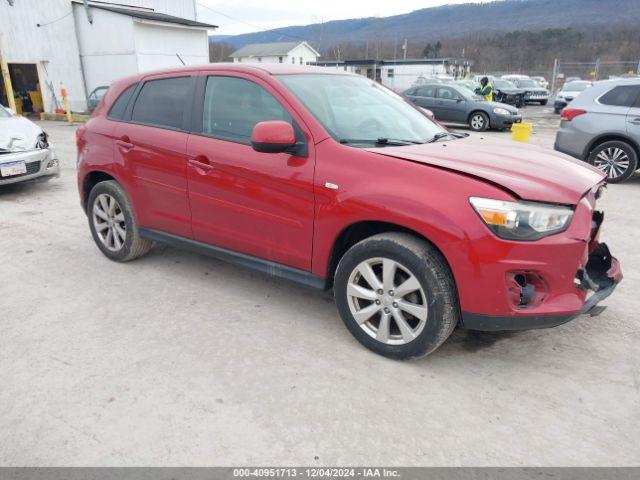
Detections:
531,76,549,89
0,105,59,185
553,80,593,113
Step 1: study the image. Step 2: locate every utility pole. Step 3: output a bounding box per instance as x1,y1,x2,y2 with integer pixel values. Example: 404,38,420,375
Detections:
551,58,559,95
594,58,601,81
402,39,408,61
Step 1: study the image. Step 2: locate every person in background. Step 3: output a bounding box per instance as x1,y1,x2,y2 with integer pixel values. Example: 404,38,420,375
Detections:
476,76,494,102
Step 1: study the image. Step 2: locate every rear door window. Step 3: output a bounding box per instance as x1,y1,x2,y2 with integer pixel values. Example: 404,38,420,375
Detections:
201,76,292,143
131,76,192,130
598,86,640,108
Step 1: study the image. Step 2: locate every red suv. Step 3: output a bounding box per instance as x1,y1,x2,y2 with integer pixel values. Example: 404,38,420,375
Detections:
77,64,622,359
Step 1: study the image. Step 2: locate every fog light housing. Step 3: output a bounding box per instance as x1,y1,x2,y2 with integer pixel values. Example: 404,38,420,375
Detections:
46,158,59,169
506,272,548,308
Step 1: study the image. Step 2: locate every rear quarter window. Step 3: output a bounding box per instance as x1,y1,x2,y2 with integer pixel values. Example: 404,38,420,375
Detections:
107,84,137,120
131,76,193,130
598,85,640,107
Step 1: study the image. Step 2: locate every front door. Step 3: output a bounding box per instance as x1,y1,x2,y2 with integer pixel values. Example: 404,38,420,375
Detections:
186,74,316,271
626,87,640,140
436,86,467,123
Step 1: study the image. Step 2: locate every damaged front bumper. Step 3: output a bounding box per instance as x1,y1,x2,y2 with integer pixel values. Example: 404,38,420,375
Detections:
0,148,60,186
461,206,623,332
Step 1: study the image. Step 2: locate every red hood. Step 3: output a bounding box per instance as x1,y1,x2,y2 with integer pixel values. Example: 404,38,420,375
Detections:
366,136,605,205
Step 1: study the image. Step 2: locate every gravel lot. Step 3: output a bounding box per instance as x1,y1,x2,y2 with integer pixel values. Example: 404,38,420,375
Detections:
1,106,639,466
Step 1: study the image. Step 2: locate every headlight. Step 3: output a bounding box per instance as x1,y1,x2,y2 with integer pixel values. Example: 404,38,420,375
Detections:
493,107,511,116
36,131,49,149
469,197,574,241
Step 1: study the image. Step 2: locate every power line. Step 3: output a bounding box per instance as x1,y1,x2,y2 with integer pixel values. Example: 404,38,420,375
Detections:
196,1,307,41
37,9,73,28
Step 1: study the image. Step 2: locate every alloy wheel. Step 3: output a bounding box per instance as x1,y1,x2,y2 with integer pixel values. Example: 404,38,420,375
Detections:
346,257,428,345
471,114,485,130
92,193,126,252
593,147,630,180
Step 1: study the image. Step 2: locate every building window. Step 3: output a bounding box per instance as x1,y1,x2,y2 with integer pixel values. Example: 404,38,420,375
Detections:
292,57,295,64
300,57,303,65
387,69,395,78
279,56,283,63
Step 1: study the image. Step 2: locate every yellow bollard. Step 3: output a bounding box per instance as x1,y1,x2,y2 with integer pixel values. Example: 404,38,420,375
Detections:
60,86,74,124
512,122,532,143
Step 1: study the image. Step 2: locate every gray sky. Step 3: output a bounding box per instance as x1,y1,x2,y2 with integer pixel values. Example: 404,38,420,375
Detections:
197,0,492,36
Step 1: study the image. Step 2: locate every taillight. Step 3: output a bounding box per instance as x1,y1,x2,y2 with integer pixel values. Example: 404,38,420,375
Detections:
561,108,587,121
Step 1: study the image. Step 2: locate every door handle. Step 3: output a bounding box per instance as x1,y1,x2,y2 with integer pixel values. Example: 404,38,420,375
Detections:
189,154,214,174
629,118,640,125
115,135,134,151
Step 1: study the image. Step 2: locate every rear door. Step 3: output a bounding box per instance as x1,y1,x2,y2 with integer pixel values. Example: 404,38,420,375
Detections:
185,73,316,271
113,74,195,238
625,86,640,141
407,86,437,111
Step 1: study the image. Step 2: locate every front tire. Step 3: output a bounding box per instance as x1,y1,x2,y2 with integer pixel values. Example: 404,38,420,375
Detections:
469,111,489,131
334,233,459,360
87,180,153,262
588,140,638,184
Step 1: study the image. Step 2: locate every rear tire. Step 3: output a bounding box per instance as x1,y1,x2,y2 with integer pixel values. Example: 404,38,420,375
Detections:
334,233,459,360
469,111,489,132
588,140,638,184
87,180,153,262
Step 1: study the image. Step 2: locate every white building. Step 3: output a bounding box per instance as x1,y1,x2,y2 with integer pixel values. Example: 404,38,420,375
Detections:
0,0,216,114
312,59,473,92
231,41,320,66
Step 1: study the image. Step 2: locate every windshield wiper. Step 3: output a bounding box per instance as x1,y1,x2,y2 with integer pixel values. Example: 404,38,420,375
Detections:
340,138,423,147
426,132,455,143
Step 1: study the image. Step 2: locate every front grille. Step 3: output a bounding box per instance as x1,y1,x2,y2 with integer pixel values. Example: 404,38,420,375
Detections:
0,160,41,179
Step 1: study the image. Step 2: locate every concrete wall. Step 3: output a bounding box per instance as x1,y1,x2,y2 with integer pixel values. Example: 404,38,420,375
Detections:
1,0,206,113
73,7,138,95
0,0,88,113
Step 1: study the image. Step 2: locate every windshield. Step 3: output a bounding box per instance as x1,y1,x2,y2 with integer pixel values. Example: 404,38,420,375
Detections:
455,85,484,101
493,80,515,89
0,105,12,118
517,79,539,88
563,82,590,92
278,74,445,144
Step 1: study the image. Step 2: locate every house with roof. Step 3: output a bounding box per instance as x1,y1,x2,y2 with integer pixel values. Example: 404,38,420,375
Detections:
231,41,320,66
0,0,216,113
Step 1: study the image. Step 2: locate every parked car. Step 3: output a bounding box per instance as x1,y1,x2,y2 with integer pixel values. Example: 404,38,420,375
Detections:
510,78,550,105
453,79,479,91
491,79,526,107
531,76,549,89
0,104,60,185
501,74,530,82
403,83,521,131
554,80,592,113
565,76,582,84
77,64,622,359
87,86,109,112
555,79,640,183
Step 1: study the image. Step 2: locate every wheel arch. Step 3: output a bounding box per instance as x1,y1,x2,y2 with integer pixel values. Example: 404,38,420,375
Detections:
467,109,490,127
81,170,119,212
324,220,456,291
584,134,640,165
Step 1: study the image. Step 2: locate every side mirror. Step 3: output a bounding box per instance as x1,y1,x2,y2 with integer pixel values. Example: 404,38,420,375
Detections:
251,121,296,154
